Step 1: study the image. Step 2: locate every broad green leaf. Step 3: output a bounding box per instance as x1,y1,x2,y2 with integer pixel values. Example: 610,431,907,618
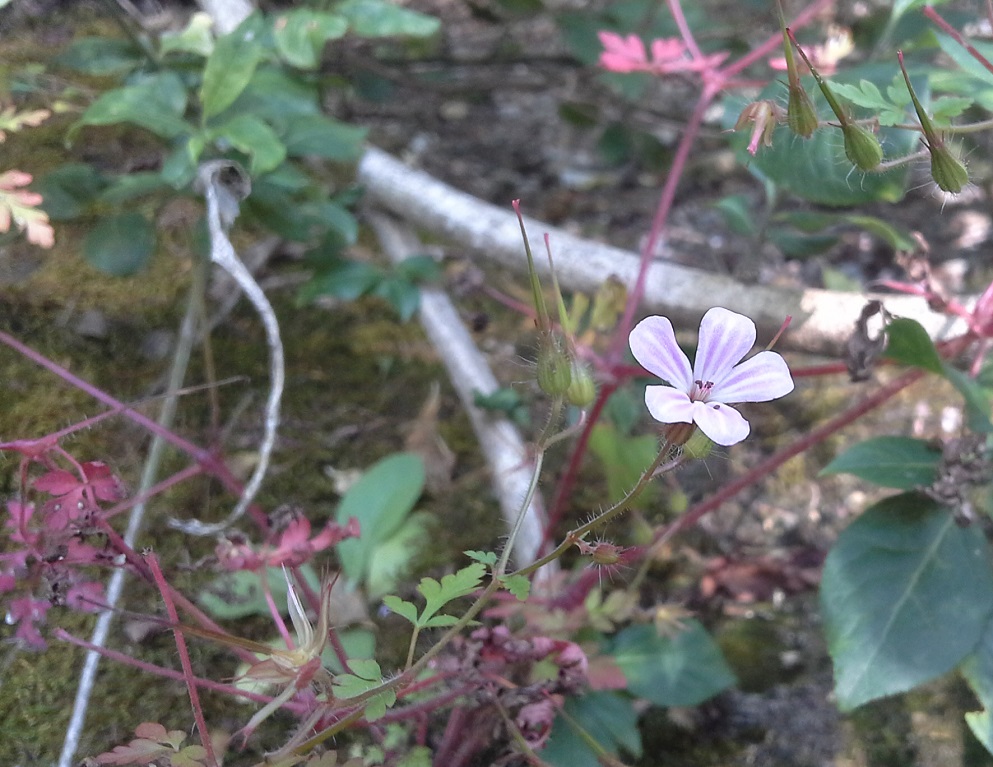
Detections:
36,163,106,220
374,277,420,322
75,72,191,139
335,452,425,585
333,659,396,720
273,9,347,69
609,621,736,706
281,115,367,161
822,493,993,710
335,0,440,38
961,620,993,753
298,258,381,304
936,33,993,88
943,364,993,434
884,317,943,374
209,114,286,175
542,690,641,767
395,254,441,282
84,212,155,276
820,436,942,489
160,12,215,57
843,215,916,251
55,37,143,75
366,511,431,598
96,172,167,205
767,228,837,258
225,66,322,126
198,565,321,620
589,422,659,507
714,194,757,237
201,16,267,119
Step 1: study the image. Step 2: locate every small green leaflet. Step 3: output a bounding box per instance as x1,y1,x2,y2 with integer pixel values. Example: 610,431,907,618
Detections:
464,550,497,566
382,562,486,629
333,658,396,720
501,574,530,601
830,79,909,126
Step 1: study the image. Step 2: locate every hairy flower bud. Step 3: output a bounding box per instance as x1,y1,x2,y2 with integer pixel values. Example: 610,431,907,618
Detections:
928,141,968,194
786,82,818,138
565,361,597,408
841,124,882,171
536,334,572,396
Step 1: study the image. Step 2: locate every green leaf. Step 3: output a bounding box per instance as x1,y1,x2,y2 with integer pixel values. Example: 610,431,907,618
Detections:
335,0,440,38
208,114,287,175
884,317,943,374
415,562,486,627
55,37,143,75
822,493,993,710
83,212,156,276
820,436,942,489
589,422,659,507
335,452,425,586
843,214,916,251
500,574,531,601
942,364,993,434
75,72,191,140
299,258,381,304
281,115,367,161
936,33,993,89
35,163,106,220
198,565,321,620
374,278,420,322
542,691,641,767
201,16,267,119
713,194,757,237
273,9,348,69
767,228,838,258
333,659,396,720
395,254,441,282
160,12,215,57
225,66,322,126
609,621,736,706
464,550,497,566
366,512,431,599
382,595,419,625
96,172,167,205
961,620,993,754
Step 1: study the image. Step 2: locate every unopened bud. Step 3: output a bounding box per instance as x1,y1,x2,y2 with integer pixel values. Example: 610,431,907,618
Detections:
536,334,572,396
841,123,882,171
683,429,715,459
787,83,818,138
928,141,968,193
565,361,597,408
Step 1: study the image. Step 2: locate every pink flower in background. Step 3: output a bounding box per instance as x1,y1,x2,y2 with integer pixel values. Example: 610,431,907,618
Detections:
597,31,728,76
629,307,793,446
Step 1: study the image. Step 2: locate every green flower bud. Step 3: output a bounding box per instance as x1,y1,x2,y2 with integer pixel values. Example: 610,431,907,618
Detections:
565,361,597,408
928,141,968,194
841,123,883,171
536,334,572,396
787,83,818,138
683,429,715,460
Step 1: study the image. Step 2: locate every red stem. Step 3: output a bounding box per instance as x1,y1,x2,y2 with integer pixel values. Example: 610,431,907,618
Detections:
923,6,993,77
147,553,218,767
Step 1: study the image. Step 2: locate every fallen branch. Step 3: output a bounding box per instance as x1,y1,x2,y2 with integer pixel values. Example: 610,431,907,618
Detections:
357,146,969,357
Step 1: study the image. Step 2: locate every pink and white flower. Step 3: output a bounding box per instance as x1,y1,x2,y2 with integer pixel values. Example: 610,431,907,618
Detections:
629,307,794,446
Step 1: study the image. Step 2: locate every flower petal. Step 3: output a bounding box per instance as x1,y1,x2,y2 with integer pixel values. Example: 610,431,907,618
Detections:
644,386,694,425
710,351,794,403
693,308,756,386
630,316,692,390
691,402,750,446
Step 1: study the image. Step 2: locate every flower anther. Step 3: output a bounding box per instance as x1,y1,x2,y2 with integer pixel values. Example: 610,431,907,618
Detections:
629,307,794,446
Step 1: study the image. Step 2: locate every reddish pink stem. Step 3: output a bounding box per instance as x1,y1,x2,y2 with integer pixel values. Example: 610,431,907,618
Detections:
146,552,218,766
924,5,993,76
